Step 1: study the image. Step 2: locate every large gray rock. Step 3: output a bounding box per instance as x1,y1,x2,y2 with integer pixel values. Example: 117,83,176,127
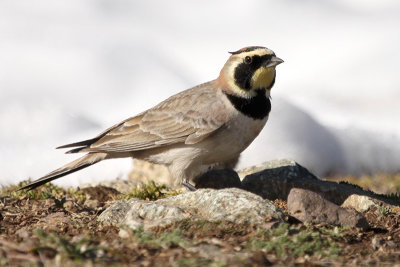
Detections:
287,188,369,229
98,188,285,231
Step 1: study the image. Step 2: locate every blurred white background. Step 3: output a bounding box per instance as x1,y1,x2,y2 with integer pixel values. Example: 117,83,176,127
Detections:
1,0,399,187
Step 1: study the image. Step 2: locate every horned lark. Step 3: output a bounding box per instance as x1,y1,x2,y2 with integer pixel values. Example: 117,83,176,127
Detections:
20,46,283,190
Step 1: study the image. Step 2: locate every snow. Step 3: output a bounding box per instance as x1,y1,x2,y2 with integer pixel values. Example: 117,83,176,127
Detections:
1,0,399,187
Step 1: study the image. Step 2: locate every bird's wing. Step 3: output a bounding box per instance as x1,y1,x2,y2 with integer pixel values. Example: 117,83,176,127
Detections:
73,82,230,153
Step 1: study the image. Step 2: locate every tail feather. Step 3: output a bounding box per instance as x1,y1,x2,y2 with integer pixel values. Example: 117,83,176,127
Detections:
65,147,87,154
19,153,107,191
56,137,98,149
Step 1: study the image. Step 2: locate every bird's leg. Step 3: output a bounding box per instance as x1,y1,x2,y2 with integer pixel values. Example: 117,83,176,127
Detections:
182,180,197,191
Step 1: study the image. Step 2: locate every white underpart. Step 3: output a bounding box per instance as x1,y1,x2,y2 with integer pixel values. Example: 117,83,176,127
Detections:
143,91,268,185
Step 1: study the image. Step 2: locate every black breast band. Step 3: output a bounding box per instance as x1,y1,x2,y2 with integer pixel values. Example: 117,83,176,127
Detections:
224,89,271,120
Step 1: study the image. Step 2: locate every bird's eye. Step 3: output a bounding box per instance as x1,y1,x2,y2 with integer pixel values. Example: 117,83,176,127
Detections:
244,56,252,64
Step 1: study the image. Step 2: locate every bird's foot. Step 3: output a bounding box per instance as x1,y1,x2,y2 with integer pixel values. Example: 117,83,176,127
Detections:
182,180,197,191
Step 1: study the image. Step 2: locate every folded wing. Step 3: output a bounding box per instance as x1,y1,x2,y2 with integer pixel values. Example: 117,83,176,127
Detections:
60,82,230,154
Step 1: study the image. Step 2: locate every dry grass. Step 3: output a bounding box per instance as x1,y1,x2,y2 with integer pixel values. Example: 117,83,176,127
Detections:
0,174,399,266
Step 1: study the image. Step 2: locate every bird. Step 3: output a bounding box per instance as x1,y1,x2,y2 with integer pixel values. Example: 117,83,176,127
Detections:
19,46,283,191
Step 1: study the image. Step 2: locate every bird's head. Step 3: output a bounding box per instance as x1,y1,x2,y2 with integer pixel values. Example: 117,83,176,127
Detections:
217,46,283,98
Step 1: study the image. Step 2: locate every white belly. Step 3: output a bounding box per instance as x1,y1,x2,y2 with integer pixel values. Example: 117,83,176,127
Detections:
142,112,268,184
201,113,268,164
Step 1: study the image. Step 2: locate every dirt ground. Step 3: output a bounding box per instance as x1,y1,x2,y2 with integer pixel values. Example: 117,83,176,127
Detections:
1,176,400,266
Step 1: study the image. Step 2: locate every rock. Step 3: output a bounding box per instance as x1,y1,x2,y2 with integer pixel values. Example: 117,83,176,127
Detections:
194,169,242,189
341,194,378,213
129,160,242,190
241,159,400,207
241,159,321,200
157,188,284,225
371,237,384,250
387,241,396,248
100,198,189,230
371,237,397,250
63,200,75,210
84,199,100,209
15,227,30,239
341,194,399,217
99,188,284,231
118,229,130,239
238,159,300,180
287,188,369,229
98,200,134,225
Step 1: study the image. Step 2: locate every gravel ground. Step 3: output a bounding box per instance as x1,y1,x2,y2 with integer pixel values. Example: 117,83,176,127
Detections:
0,175,399,266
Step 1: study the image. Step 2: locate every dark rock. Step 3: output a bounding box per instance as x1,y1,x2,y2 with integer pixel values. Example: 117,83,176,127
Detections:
241,159,400,207
194,169,242,189
287,188,369,229
241,159,317,200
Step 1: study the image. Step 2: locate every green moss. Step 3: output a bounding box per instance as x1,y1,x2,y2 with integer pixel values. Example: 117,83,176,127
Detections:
33,229,106,261
249,223,341,259
378,206,393,217
1,180,66,200
130,226,188,249
171,219,251,239
1,180,87,206
117,181,181,201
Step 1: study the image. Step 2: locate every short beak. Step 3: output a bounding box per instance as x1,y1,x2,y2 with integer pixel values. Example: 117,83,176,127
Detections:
264,56,284,68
